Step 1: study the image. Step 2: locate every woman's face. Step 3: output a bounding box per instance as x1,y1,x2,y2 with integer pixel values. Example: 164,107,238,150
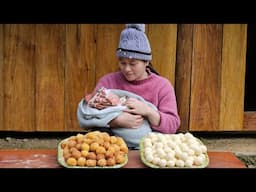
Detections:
118,57,148,81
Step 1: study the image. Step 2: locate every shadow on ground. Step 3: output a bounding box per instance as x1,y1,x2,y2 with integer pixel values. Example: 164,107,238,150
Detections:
236,155,256,168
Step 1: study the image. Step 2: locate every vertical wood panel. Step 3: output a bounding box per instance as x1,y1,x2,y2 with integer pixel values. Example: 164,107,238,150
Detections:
4,24,36,131
243,112,256,130
0,24,249,132
148,24,177,85
0,25,3,129
95,24,123,82
220,24,247,131
65,24,96,131
190,24,223,131
175,24,194,132
35,24,65,131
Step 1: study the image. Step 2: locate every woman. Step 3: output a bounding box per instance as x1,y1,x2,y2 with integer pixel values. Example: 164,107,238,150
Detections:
77,24,180,148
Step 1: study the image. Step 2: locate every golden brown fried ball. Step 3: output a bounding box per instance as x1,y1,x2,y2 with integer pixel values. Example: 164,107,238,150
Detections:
76,133,84,138
101,132,111,142
66,157,77,166
114,150,125,157
90,142,100,151
81,143,90,151
97,159,107,167
77,157,86,166
61,140,68,149
71,149,81,159
96,146,106,154
63,148,71,160
81,150,89,158
86,159,97,167
67,140,77,148
76,133,85,143
96,138,104,146
69,147,77,153
107,146,116,153
86,152,97,160
68,136,77,141
110,136,117,144
96,153,105,161
75,143,82,150
107,157,116,166
83,138,93,145
105,149,114,159
111,144,121,152
115,154,126,164
102,141,110,150
115,137,125,146
120,145,129,153
86,131,100,140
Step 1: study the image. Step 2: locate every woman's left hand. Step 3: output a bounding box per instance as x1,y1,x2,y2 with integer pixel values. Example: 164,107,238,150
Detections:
123,98,149,116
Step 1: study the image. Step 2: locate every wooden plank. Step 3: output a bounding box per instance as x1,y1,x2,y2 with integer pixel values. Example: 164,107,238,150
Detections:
207,151,246,168
220,24,247,131
190,24,223,131
95,24,123,82
0,149,60,168
35,24,65,131
65,24,96,131
0,149,246,168
4,24,36,131
175,24,194,132
148,24,177,85
243,112,256,131
0,24,3,130
123,150,147,168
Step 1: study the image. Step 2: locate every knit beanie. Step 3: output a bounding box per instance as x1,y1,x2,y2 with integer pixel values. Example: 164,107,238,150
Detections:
116,24,152,61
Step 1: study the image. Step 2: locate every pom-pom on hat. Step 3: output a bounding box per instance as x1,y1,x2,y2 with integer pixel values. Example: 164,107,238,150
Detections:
116,24,152,61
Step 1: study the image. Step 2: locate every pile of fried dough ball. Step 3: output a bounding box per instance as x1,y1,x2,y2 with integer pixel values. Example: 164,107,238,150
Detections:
142,132,208,168
60,131,128,167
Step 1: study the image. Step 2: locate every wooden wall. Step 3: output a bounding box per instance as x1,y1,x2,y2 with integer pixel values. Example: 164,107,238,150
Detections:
0,24,250,132
176,24,247,132
0,24,177,132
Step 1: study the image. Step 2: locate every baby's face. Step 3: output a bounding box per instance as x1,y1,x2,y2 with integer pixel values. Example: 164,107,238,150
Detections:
105,91,120,106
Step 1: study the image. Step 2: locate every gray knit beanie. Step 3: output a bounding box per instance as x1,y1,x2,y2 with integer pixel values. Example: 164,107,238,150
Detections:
116,24,152,61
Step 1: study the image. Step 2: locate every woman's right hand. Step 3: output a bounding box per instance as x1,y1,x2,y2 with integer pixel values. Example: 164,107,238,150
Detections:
109,112,144,128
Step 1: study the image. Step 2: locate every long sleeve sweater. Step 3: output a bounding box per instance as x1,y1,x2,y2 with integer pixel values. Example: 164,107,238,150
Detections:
95,71,180,134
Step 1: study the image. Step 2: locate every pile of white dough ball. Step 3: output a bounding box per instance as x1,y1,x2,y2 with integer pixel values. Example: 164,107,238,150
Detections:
141,132,208,168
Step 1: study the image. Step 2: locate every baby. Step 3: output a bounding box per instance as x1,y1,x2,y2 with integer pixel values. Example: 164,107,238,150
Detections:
85,87,127,110
78,87,157,149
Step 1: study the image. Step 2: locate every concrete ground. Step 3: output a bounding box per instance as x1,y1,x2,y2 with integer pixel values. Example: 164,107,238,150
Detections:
200,137,256,155
0,134,256,155
198,135,256,168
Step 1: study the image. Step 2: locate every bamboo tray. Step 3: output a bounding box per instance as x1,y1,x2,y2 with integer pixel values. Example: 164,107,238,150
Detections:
139,135,209,168
57,138,128,168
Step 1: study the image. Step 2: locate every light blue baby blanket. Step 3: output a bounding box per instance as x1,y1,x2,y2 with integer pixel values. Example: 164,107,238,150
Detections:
77,89,157,149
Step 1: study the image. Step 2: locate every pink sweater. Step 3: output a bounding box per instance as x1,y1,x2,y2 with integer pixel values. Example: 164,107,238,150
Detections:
95,71,180,133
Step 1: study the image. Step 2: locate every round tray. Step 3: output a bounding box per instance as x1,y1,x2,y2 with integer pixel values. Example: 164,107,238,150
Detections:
57,138,128,168
139,136,209,168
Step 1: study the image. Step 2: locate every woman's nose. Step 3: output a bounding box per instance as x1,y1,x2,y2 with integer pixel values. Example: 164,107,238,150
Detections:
123,64,131,71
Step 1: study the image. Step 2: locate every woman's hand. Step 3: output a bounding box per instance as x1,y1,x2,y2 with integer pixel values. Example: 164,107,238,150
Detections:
123,98,149,116
109,111,144,128
124,98,160,126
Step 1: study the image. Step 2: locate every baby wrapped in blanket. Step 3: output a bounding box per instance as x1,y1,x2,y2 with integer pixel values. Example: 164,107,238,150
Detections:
77,87,157,149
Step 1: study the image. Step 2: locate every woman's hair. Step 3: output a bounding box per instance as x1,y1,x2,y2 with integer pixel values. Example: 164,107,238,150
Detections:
147,62,159,75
